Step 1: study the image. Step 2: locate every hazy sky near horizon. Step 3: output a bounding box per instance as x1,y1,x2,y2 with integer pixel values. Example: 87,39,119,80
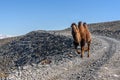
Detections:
0,0,120,35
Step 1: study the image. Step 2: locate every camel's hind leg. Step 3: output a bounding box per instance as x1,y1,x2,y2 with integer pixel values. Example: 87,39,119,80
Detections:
81,39,85,58
87,41,91,57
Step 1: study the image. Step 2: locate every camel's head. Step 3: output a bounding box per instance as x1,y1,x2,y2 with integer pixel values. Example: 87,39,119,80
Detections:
71,23,78,33
71,23,81,42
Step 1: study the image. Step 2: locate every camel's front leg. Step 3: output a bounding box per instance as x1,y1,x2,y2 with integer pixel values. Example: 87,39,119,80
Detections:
87,41,91,58
81,39,85,58
73,41,80,54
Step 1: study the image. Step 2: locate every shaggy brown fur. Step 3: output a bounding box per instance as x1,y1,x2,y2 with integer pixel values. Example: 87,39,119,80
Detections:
78,22,86,58
71,23,81,54
83,22,92,57
71,22,92,58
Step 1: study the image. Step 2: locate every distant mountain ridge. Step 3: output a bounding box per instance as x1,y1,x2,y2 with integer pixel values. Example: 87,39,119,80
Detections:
0,34,13,39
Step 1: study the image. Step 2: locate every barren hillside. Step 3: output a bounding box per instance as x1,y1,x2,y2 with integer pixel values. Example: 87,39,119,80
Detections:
0,20,120,80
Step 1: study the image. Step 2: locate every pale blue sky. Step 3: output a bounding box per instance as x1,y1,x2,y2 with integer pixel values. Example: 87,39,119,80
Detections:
0,0,120,35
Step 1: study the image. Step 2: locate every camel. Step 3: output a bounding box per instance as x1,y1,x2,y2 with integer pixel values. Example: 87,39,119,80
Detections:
78,22,86,58
71,23,81,54
83,22,92,57
77,21,92,58
71,22,92,58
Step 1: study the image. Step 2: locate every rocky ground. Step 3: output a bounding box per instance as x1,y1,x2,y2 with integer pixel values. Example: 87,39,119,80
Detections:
0,20,120,80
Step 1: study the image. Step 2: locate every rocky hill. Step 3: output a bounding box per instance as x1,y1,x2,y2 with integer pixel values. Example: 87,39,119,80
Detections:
0,31,73,72
0,20,120,80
